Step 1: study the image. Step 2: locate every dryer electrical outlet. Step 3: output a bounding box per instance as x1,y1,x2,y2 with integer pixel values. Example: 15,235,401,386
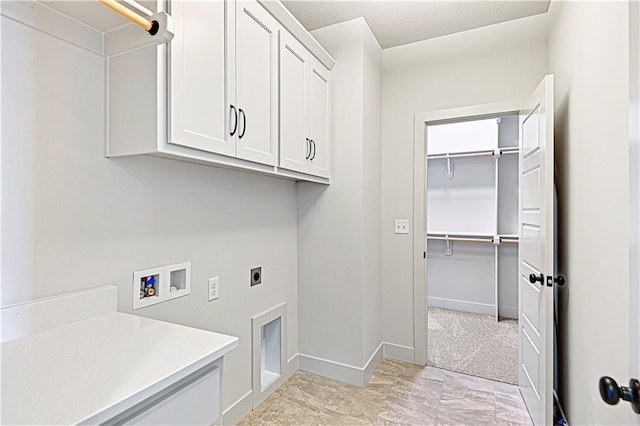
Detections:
251,267,262,286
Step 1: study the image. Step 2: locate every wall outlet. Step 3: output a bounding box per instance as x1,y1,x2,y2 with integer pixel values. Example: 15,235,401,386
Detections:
208,277,219,301
395,219,410,234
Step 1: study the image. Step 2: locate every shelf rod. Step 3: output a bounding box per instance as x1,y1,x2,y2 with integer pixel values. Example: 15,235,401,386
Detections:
427,236,493,243
428,147,519,160
428,150,494,160
97,0,158,34
427,235,519,243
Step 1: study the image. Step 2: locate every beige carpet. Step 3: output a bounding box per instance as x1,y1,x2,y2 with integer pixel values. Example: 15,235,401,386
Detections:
428,307,518,384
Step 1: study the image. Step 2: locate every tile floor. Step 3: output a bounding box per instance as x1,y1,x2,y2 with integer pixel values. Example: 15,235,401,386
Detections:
238,358,532,425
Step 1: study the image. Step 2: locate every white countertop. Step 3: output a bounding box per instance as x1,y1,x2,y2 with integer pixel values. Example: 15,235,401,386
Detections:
1,312,239,425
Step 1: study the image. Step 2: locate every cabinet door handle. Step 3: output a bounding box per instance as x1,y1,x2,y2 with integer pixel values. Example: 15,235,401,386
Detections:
310,139,316,160
305,138,311,159
238,109,246,139
229,105,238,136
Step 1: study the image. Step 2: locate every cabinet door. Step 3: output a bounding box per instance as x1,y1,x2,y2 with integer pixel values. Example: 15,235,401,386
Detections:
235,0,280,166
122,366,220,425
308,58,330,178
169,1,234,156
279,31,309,174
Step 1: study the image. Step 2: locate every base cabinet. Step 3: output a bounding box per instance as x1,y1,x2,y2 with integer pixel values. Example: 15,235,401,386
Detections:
120,362,222,426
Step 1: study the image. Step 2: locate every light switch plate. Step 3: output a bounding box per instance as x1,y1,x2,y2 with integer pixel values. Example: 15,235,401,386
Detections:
208,277,219,301
395,219,410,234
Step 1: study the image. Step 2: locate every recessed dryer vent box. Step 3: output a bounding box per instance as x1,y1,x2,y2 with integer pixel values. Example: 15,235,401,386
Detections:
251,303,287,408
133,266,165,310
165,262,191,301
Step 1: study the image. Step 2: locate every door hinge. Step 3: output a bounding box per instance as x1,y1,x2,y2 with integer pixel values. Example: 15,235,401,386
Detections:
423,251,426,259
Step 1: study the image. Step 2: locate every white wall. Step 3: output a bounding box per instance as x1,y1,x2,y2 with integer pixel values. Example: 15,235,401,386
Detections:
381,14,548,356
361,23,383,363
1,13,299,417
547,2,630,424
298,20,365,369
298,18,382,380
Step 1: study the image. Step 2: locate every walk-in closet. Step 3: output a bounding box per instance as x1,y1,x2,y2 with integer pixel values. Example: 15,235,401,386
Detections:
426,114,520,384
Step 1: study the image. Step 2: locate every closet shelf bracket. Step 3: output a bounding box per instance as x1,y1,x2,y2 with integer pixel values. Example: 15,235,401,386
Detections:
445,155,454,180
444,237,453,256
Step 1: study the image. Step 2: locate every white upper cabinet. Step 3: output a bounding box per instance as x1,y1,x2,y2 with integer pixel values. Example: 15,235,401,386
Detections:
107,0,333,183
234,0,280,166
279,31,330,178
168,0,234,156
307,57,330,178
279,32,309,174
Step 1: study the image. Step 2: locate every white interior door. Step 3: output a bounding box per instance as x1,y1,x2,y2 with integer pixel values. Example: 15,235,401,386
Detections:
518,74,554,426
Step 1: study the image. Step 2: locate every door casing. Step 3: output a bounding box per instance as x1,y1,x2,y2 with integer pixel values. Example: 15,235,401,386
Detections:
628,1,640,424
412,99,529,366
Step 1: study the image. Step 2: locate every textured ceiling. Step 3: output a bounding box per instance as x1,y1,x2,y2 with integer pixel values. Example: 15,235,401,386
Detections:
281,0,550,49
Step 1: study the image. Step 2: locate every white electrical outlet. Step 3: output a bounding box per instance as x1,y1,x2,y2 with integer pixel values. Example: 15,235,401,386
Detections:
208,277,219,301
394,219,410,234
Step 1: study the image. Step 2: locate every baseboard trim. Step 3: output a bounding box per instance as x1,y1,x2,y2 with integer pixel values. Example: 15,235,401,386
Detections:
222,390,253,426
498,306,518,319
429,298,518,319
223,354,299,425
286,354,299,375
299,343,383,387
363,343,383,384
428,297,494,316
298,353,363,386
382,342,415,364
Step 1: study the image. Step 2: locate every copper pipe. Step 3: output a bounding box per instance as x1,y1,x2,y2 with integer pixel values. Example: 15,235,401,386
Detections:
98,0,153,32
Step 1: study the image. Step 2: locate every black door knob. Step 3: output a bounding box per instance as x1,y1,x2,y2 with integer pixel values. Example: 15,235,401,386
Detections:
599,376,640,414
529,273,544,284
555,275,566,286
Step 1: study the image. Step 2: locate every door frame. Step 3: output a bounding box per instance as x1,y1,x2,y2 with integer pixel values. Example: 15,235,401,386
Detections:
412,99,529,366
628,1,639,423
